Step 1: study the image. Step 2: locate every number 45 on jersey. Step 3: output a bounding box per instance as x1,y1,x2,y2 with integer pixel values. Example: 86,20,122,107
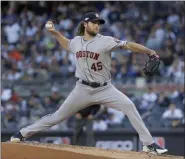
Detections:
91,62,103,71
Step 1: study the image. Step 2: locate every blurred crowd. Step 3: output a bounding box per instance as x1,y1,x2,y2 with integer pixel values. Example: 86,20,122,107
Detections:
1,1,184,131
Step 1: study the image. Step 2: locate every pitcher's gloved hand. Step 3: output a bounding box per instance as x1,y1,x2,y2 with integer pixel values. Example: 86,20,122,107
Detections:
143,54,160,79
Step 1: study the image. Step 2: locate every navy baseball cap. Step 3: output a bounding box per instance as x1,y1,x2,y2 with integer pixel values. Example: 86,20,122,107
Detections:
83,12,105,24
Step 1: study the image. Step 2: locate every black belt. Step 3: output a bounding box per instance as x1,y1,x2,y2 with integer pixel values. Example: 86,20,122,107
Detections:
77,78,107,88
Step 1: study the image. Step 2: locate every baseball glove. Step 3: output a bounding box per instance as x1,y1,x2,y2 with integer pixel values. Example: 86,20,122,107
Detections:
143,54,160,79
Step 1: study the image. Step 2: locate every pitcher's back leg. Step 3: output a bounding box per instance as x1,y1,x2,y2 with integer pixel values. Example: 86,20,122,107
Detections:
20,85,91,138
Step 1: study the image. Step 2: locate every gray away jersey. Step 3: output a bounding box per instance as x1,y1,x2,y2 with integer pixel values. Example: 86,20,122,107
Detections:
69,34,127,83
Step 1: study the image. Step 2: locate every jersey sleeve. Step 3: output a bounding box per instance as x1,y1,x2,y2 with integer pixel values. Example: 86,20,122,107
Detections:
106,36,127,52
68,38,75,53
68,36,79,53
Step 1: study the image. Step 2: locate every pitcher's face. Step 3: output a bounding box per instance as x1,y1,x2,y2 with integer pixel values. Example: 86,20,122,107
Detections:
85,21,100,36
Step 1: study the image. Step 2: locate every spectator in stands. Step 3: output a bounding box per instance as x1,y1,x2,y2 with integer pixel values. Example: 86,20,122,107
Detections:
162,103,183,119
170,86,185,103
49,86,65,108
159,47,174,68
1,87,14,102
177,87,185,103
106,108,125,126
175,37,184,57
146,29,161,50
127,63,142,78
116,65,128,83
93,118,108,131
166,59,184,84
30,89,41,102
165,25,176,43
3,101,19,129
4,19,21,45
59,56,73,78
167,9,180,27
18,97,30,129
162,103,184,128
6,67,23,81
139,87,157,113
157,92,170,108
73,105,104,146
27,96,45,123
110,66,118,81
48,56,61,78
42,96,56,113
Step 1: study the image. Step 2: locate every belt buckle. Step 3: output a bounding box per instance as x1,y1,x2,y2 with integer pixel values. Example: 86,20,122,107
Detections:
100,83,104,87
90,82,97,88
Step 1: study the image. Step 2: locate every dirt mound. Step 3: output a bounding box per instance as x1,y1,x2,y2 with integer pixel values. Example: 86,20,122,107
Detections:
1,142,183,159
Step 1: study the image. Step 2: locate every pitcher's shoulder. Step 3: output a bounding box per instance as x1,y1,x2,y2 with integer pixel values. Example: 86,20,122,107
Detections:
98,35,115,43
73,36,82,40
74,36,82,39
70,36,82,42
99,34,113,39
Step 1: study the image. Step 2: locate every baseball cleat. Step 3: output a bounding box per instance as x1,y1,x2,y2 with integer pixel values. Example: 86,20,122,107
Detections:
10,131,26,143
143,143,168,155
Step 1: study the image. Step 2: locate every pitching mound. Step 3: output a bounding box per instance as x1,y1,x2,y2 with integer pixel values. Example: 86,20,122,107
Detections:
1,142,183,159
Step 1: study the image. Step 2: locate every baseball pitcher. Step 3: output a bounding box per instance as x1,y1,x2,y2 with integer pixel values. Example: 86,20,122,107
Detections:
11,12,167,155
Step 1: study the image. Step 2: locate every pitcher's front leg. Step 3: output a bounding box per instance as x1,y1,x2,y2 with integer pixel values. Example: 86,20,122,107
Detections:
98,84,154,146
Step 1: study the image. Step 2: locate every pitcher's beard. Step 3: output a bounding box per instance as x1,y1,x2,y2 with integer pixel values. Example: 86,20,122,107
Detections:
86,29,97,37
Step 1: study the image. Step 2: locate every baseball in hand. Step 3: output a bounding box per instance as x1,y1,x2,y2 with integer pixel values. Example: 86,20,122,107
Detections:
45,21,54,29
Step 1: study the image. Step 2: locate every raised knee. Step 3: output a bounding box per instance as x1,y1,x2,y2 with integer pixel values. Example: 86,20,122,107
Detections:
125,101,136,113
129,102,135,108
117,100,136,113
